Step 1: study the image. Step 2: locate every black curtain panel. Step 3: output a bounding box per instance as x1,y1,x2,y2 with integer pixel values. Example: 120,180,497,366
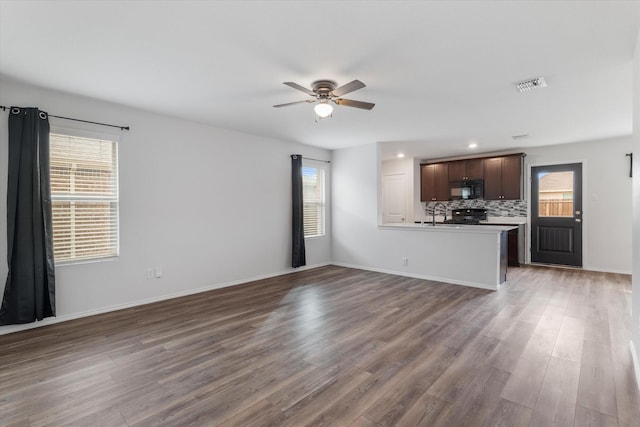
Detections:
291,154,306,268
0,107,56,325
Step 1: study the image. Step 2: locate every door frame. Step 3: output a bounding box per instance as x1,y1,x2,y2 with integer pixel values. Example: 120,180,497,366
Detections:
526,159,587,265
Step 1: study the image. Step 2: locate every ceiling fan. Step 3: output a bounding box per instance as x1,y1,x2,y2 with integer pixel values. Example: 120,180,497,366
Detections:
273,79,375,119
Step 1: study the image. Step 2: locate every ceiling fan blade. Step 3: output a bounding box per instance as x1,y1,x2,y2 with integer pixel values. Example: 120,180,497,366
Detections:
274,99,316,108
283,82,316,96
332,79,366,97
334,98,375,110
273,100,316,108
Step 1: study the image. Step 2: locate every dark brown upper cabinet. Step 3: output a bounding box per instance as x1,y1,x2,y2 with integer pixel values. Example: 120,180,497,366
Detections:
448,158,484,181
420,163,449,201
483,155,523,200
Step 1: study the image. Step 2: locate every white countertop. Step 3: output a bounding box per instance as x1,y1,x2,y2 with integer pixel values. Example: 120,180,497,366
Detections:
412,216,527,225
379,222,518,233
480,217,527,225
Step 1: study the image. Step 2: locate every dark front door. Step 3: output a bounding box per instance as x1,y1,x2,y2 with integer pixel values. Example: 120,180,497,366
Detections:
531,163,583,267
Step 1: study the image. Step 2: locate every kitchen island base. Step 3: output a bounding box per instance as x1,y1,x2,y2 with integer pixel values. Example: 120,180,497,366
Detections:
348,224,519,290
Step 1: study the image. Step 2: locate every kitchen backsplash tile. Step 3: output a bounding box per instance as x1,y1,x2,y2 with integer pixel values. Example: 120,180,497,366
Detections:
424,199,527,217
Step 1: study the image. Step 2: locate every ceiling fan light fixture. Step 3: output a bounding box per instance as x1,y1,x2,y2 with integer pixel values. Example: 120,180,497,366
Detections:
275,79,374,119
314,102,333,118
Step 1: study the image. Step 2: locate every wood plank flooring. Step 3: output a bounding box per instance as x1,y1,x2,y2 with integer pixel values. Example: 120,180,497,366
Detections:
0,265,639,426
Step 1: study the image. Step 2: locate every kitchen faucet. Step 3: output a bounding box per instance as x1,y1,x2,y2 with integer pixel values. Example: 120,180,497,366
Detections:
432,202,447,226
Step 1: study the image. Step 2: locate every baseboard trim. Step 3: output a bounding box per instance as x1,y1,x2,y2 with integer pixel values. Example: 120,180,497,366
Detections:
331,262,498,291
583,266,633,275
631,341,640,393
527,262,632,275
0,262,330,336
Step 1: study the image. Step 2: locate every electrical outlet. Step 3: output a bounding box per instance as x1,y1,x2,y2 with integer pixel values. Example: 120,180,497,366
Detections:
145,268,154,279
401,257,408,266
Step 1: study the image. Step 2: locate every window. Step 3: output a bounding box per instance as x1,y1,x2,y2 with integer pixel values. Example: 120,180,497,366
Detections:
49,132,119,262
302,164,325,238
537,171,574,217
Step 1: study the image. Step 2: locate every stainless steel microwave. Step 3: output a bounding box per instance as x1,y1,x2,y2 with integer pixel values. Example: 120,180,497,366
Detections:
449,180,483,200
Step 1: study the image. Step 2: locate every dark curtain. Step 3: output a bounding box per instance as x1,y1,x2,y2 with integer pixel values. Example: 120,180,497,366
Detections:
0,107,56,325
291,154,306,268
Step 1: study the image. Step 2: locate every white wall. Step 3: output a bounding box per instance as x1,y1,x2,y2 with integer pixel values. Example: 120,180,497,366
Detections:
631,27,640,384
0,77,331,334
524,137,633,274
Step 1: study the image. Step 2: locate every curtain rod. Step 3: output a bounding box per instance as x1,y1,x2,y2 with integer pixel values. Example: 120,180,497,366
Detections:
303,157,331,163
0,106,130,131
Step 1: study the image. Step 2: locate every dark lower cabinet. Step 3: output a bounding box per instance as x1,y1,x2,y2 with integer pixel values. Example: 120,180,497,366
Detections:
507,229,519,267
480,224,521,267
499,231,508,284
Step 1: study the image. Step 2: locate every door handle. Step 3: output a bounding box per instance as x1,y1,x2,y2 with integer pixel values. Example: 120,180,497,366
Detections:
575,210,581,215
575,218,582,223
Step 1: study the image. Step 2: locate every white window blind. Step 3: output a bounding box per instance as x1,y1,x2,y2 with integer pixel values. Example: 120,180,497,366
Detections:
50,133,119,262
302,165,325,238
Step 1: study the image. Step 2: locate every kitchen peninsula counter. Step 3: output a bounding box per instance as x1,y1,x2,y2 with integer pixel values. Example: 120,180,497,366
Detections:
410,215,527,226
380,223,518,233
376,222,517,290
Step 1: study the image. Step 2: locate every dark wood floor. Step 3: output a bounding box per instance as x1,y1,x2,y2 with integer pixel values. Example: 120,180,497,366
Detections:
1,265,639,426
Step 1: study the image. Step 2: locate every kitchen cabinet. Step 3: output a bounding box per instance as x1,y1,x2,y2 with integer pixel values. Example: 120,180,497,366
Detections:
507,228,519,267
483,155,522,200
477,223,523,266
448,158,484,181
420,163,449,201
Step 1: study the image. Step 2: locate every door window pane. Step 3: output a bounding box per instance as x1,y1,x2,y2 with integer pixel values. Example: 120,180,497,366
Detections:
538,171,573,217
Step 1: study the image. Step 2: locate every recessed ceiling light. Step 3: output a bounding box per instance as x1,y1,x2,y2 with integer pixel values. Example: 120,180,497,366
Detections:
514,77,547,93
468,143,478,149
397,153,405,158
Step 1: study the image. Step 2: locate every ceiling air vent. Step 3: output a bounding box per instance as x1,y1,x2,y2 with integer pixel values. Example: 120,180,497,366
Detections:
514,77,547,93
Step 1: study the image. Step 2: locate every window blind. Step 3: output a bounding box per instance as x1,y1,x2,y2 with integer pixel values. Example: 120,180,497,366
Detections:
302,166,325,237
50,133,119,262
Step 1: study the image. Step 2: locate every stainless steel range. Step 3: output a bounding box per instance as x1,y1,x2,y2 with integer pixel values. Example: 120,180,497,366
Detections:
444,208,487,225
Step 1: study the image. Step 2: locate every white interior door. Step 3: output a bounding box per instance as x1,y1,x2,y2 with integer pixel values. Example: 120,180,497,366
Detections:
382,173,406,223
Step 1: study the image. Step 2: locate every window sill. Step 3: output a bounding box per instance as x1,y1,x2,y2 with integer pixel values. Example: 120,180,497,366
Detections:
304,235,326,240
55,256,119,267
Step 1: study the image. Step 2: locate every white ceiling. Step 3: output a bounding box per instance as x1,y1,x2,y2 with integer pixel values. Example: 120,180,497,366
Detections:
1,1,639,160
